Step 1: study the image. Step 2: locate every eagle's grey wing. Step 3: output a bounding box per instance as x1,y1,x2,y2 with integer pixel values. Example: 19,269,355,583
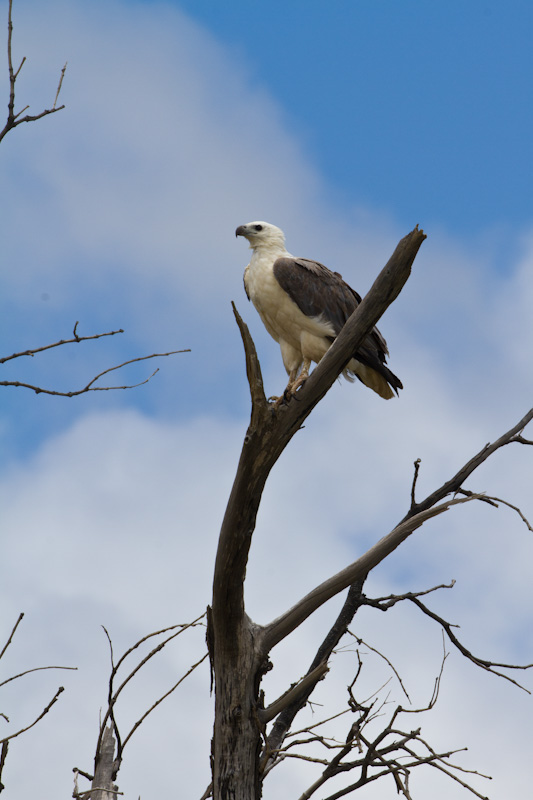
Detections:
273,257,402,392
273,257,359,333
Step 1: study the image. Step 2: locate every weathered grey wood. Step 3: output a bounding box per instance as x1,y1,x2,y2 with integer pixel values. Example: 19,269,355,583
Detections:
91,725,119,800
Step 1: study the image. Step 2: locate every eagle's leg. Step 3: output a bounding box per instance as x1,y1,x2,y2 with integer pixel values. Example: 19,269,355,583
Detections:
281,366,302,401
290,359,311,394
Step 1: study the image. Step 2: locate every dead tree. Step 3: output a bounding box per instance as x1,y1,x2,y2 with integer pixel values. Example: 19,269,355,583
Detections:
208,226,533,800
72,617,208,800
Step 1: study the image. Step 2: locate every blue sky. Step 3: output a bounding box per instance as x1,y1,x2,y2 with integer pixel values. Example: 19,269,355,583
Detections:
1,1,533,798
169,0,533,240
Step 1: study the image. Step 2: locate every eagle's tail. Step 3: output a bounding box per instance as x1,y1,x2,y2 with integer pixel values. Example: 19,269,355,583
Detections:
344,359,402,400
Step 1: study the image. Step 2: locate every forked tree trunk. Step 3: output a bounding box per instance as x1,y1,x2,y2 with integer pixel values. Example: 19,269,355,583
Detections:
212,617,264,800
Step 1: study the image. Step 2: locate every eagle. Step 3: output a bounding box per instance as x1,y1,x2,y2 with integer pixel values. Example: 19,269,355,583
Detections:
236,221,402,400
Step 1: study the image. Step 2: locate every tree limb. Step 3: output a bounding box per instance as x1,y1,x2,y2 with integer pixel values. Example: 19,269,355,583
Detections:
407,407,533,518
0,613,24,661
261,405,533,652
0,686,64,746
1,350,190,396
408,595,533,692
262,495,480,652
265,580,365,761
0,0,66,144
0,323,125,364
259,662,329,725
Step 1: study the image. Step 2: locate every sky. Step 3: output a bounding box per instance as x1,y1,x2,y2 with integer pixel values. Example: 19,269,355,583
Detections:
0,1,532,798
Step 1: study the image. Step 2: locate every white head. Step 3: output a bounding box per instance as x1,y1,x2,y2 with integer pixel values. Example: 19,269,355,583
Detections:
235,221,287,251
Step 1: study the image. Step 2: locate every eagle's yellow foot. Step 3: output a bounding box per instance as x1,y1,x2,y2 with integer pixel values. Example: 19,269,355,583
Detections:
267,388,294,408
291,372,308,393
267,397,284,412
269,364,310,408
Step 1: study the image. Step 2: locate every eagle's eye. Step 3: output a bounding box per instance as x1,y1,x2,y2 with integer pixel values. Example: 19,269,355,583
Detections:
254,224,263,232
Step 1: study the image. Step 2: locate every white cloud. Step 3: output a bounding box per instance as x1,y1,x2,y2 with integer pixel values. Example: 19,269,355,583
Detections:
2,380,532,798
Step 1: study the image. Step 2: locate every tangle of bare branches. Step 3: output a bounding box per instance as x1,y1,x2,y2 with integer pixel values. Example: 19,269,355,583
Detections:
273,644,492,800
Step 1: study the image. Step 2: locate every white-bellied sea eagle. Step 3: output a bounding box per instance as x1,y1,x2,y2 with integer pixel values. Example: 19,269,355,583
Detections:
236,221,402,400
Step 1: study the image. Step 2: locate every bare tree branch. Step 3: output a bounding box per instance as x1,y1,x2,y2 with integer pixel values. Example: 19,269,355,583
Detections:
346,633,411,703
362,579,533,692
365,580,457,610
265,580,366,764
122,652,209,750
0,687,64,746
407,595,533,692
259,662,329,725
261,404,533,653
288,650,491,800
0,613,24,661
0,740,8,793
1,0,66,144
262,495,480,652
455,489,533,532
406,407,533,519
0,614,78,793
0,323,125,364
1,347,190,396
0,664,77,689
410,458,421,506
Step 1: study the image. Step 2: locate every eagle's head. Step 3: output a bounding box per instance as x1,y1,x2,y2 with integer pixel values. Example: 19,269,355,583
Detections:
235,221,286,251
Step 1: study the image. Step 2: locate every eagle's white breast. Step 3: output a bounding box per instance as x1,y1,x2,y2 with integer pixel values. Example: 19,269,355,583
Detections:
244,251,335,374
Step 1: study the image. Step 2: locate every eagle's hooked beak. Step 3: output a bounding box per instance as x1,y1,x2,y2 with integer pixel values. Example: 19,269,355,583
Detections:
235,225,247,238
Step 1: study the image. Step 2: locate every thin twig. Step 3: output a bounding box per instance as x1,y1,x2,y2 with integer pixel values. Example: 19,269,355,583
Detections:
121,653,208,749
0,740,8,792
409,595,533,692
410,458,421,508
53,62,67,108
0,664,77,688
363,581,457,611
0,613,24,661
347,633,411,702
0,687,64,745
0,326,125,363
1,0,66,143
455,490,533,532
